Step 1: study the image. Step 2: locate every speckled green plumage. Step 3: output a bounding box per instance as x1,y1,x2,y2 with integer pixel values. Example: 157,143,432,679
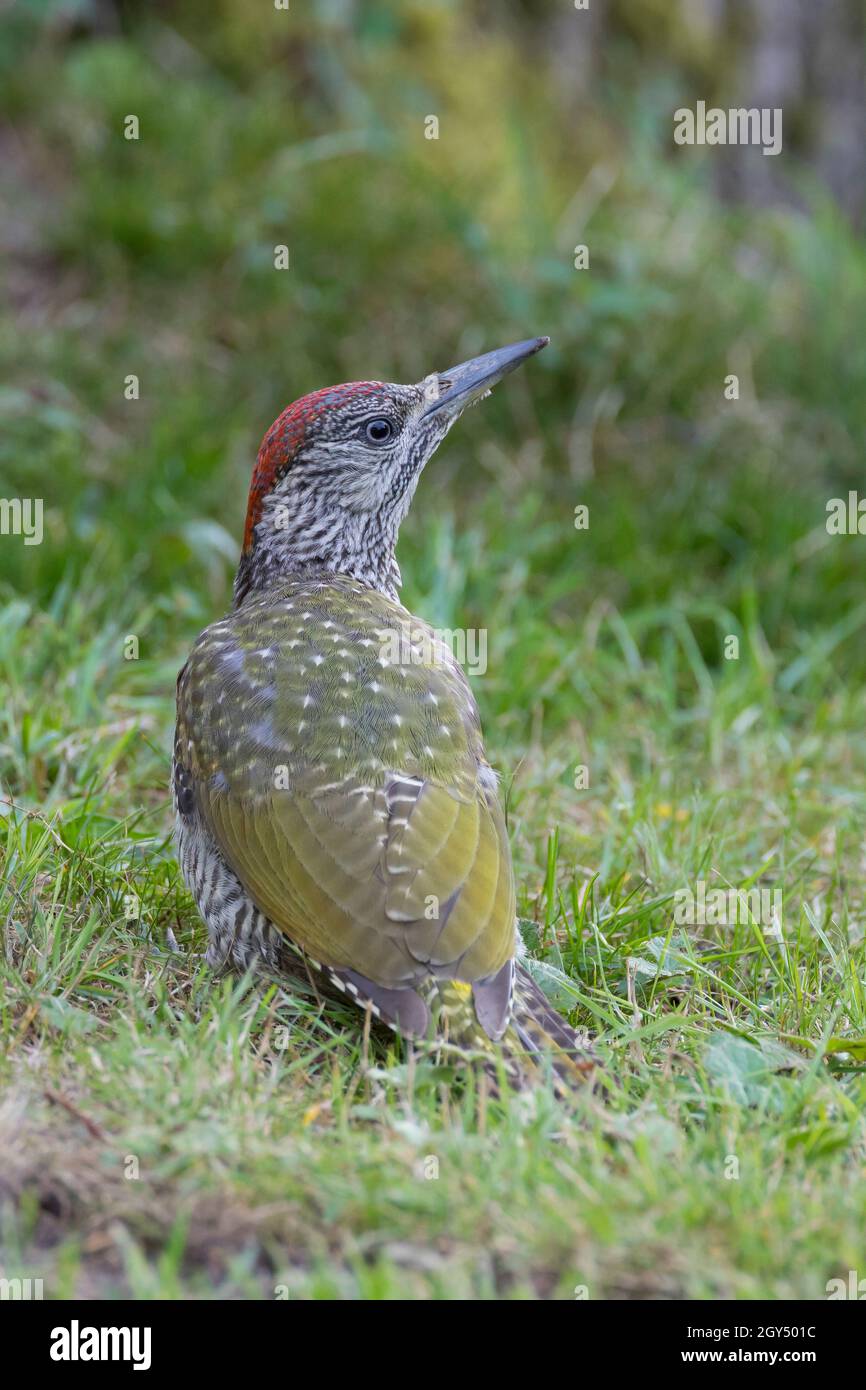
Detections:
175,574,515,989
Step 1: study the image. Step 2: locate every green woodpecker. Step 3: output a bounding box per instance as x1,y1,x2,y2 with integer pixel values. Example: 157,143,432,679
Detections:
173,337,595,1089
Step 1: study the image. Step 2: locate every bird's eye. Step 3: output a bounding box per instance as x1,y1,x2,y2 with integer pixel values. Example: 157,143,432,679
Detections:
364,417,394,445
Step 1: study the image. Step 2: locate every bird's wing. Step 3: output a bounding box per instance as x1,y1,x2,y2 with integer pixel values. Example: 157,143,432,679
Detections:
175,577,515,989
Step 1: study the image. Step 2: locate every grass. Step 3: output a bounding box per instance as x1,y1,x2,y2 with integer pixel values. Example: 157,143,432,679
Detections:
3,513,866,1299
2,2,866,1300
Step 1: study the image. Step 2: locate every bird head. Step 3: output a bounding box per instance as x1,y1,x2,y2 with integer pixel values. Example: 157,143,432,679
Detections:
234,335,549,605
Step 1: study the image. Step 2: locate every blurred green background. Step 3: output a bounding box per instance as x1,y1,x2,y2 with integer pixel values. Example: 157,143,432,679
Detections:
2,0,865,647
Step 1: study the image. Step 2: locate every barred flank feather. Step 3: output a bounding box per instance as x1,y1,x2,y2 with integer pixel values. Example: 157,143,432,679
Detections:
509,966,597,1091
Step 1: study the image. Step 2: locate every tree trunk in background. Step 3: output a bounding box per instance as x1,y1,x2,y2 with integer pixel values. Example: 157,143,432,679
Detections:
807,0,865,226
538,0,865,226
718,0,865,225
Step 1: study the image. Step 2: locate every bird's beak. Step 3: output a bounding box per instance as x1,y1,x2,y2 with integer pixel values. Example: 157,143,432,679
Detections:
420,336,549,419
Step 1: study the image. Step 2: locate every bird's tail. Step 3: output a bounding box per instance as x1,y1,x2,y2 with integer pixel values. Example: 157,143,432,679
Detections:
431,965,597,1096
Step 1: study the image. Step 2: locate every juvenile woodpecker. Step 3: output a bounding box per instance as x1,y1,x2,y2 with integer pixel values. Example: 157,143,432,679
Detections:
173,337,595,1088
